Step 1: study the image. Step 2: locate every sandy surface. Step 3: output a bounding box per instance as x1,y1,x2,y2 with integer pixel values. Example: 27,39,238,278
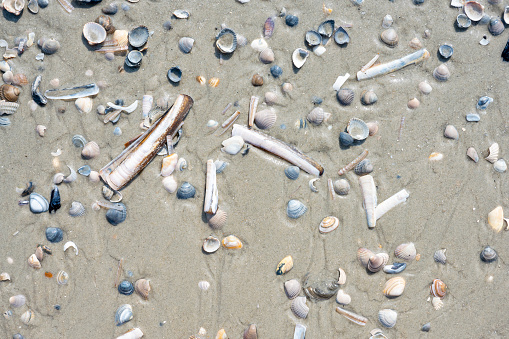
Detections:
1,0,509,337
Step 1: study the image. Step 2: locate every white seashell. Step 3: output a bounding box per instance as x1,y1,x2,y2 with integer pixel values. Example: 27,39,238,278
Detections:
250,38,268,52
116,328,144,339
264,91,279,105
313,45,326,56
204,159,218,215
221,135,244,155
336,289,351,305
335,306,368,326
347,118,370,140
432,296,444,310
394,242,417,261
488,206,504,232
292,48,309,68
0,272,11,281
359,175,377,228
486,143,499,163
28,254,41,269
198,280,210,291
36,125,46,137
319,216,339,233
494,159,507,173
332,73,350,91
63,241,78,255
69,201,85,217
161,153,178,177
203,235,221,253
20,309,34,325
375,189,409,221
173,9,190,18
82,141,100,159
53,173,65,185
83,22,107,45
75,97,93,114
63,165,77,183
419,81,432,94
254,108,277,130
162,175,178,193
287,200,307,219
307,107,330,125
294,324,306,339
9,295,26,307
382,14,393,28
56,270,69,285
142,94,153,117
115,304,133,326
378,309,397,328
464,1,484,21
290,296,309,319
284,279,301,299
89,170,100,182
383,276,406,298
309,178,319,193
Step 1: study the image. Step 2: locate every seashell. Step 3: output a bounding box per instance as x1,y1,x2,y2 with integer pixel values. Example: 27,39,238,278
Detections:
394,242,416,261
347,118,370,140
337,88,354,105
116,328,144,339
207,209,227,229
56,270,69,285
270,65,283,78
480,245,498,262
319,216,339,234
276,255,293,275
367,253,389,273
142,95,153,118
20,310,34,325
456,13,471,28
28,254,41,269
179,37,194,53
83,22,107,46
292,48,309,69
287,200,307,219
378,309,397,328
214,160,228,173
488,17,505,36
49,186,61,213
335,306,367,326
118,280,134,296
134,279,150,299
259,48,274,64
78,165,91,176
161,153,178,177
9,295,26,307
407,97,420,109
106,202,127,226
339,131,354,147
264,17,275,38
0,100,19,115
115,304,133,326
75,97,93,114
494,159,507,173
444,125,459,140
382,14,393,28
317,20,335,38
488,206,504,232
433,64,450,81
243,324,258,339
252,73,264,86
2,0,24,15
0,272,10,281
198,280,210,291
2,70,13,85
334,27,350,45
307,107,330,125
290,296,309,319
466,113,480,122
282,82,293,93
128,26,149,48
430,279,447,299
111,29,129,48
505,5,509,24
36,125,46,137
284,166,300,180
464,1,484,21
29,192,49,213
63,241,78,256
254,108,276,129
89,171,100,182
360,90,378,105
333,179,350,195
438,44,453,60
357,247,375,268
336,289,351,305
46,227,64,243
383,276,406,298
251,37,268,52
264,91,278,106
434,249,447,264
285,14,299,27
466,147,479,162
216,28,237,54
72,135,87,148
477,96,493,110
338,268,347,285
102,2,117,14
305,30,322,46
486,143,499,163
173,9,189,18
380,28,399,47
432,296,444,310
0,84,20,102
221,135,244,155
177,158,187,171
203,235,220,253
162,175,178,194
167,67,182,83
354,159,373,176
309,178,319,193
82,141,100,159
383,262,407,274
222,235,243,249
176,182,196,199
95,15,114,34
284,279,301,299
216,329,227,339
125,50,143,68
419,81,432,94
53,173,64,185
8,73,26,87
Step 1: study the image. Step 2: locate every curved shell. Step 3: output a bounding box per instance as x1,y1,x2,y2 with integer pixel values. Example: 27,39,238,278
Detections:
378,309,397,328
480,245,497,262
494,159,507,173
41,38,60,54
434,249,447,264
292,48,309,68
477,96,493,110
125,50,143,68
128,26,149,48
485,143,499,163
29,192,49,213
69,201,85,217
430,279,447,298
456,13,471,28
134,279,151,299
319,216,339,234
105,203,127,226
488,17,504,36
264,91,278,105
179,37,194,53
207,209,227,229
305,30,322,46
285,14,299,27
0,272,11,281
2,0,24,15
0,100,19,115
253,74,265,86
203,235,221,253
339,131,354,147
20,309,34,325
367,121,379,136
28,253,41,269
75,97,93,114
0,84,20,102
95,14,114,34
162,175,178,194
334,27,350,45
167,67,182,83
464,1,484,21
176,182,196,199
276,255,293,275
259,48,275,64
380,28,399,47
222,235,243,249
56,270,69,285
336,289,351,305
115,304,133,326
382,262,407,274
357,247,374,267
82,141,100,159
433,64,450,81
72,134,87,147
118,280,134,295
216,28,237,54
438,44,453,59
333,179,350,195
243,324,258,339
46,227,64,243
221,135,244,155
347,118,370,140
354,159,373,176
307,107,330,125
9,295,26,308
284,166,300,180
337,88,354,105
318,19,335,37
177,158,187,171
290,296,309,319
367,253,389,273
394,242,417,261
284,279,301,299
83,22,107,45
383,276,406,298
287,199,307,219
254,108,277,130
198,280,210,291
360,90,378,105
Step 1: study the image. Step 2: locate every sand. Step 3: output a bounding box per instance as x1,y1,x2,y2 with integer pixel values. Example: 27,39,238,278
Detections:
1,0,509,337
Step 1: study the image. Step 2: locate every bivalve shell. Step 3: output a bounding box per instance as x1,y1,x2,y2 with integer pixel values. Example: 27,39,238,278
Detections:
419,81,432,94
464,1,484,21
383,276,406,298
434,249,447,264
222,235,243,249
284,166,300,180
118,280,134,296
305,30,322,46
494,159,507,173
488,206,504,232
162,175,178,193
430,279,447,298
207,209,227,229
318,19,335,37
83,22,107,46
276,255,293,275
439,44,454,59
29,192,49,213
285,14,299,27
357,247,375,268
28,254,41,269
354,159,373,176
9,295,26,308
380,28,399,47
383,262,407,274
319,216,339,234
176,182,196,199
444,125,459,140
134,279,150,299
433,64,450,81
69,201,85,217
203,235,221,253
337,88,354,105
72,134,87,148
378,309,397,328
477,96,493,110
488,17,505,36
179,37,194,53
46,227,64,243
394,242,417,261
41,38,60,54
307,107,330,125
485,143,499,163
56,270,69,285
347,118,370,140
360,90,378,105
20,309,34,325
0,272,11,281
198,280,210,291
259,48,274,64
115,304,133,326
292,48,309,69
167,67,182,83
82,141,100,159
339,131,354,147
125,50,143,68
382,14,393,28
254,108,277,129
105,202,127,226
221,135,244,155
290,296,309,319
367,253,389,273
0,100,19,115
457,14,471,28
336,289,351,305
116,328,144,339
173,9,189,19
333,179,350,195
480,245,498,262
407,97,420,109
334,27,350,45
243,324,258,339
284,279,301,299
367,121,379,136
128,26,149,48
287,199,307,219
75,97,93,114
216,28,237,54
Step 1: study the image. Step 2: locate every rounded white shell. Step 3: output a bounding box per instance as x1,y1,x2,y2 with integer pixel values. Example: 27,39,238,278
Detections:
203,236,221,253
83,22,107,45
290,296,309,319
198,280,210,291
81,141,100,159
419,81,432,94
221,135,244,155
394,242,416,261
319,216,339,234
254,108,277,130
292,48,309,68
75,97,93,114
464,1,484,21
378,309,397,328
306,107,330,125
336,289,351,305
284,279,301,299
383,276,406,298
162,175,178,193
9,294,26,308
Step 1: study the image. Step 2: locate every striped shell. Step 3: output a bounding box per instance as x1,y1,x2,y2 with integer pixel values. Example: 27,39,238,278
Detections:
72,134,87,147
214,160,228,173
284,279,301,299
434,249,447,264
360,90,378,105
179,37,194,53
287,200,307,219
337,88,354,105
20,309,34,325
0,84,20,102
115,304,133,326
69,201,85,217
276,255,293,275
254,108,277,130
433,64,450,81
485,143,499,164
135,279,151,299
394,242,416,261
290,296,309,319
367,253,389,273
56,270,69,285
306,107,330,125
176,182,196,199
222,235,242,249
0,100,19,115
354,159,373,176
378,309,397,328
383,262,407,274
335,306,367,326
284,166,300,180
480,245,497,262
357,247,374,268
9,295,26,308
81,141,100,159
430,279,447,298
380,28,399,47
161,153,178,177
489,17,505,36
383,276,406,298
207,209,227,229
319,216,339,234
203,235,221,253
198,280,210,291
216,28,237,54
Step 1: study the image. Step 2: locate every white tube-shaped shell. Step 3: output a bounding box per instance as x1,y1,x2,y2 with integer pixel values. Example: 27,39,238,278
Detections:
375,189,409,220
357,49,430,81
204,159,218,214
359,175,377,228
116,328,144,339
142,94,153,118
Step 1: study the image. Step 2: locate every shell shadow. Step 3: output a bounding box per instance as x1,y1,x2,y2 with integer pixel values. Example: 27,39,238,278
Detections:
71,0,102,9
435,50,451,63
2,9,22,22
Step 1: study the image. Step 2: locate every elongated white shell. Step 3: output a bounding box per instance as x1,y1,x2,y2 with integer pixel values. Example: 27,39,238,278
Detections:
359,175,377,228
357,49,430,81
290,296,309,318
375,189,409,220
335,306,367,326
284,279,301,299
204,159,218,214
116,328,144,339
221,135,244,155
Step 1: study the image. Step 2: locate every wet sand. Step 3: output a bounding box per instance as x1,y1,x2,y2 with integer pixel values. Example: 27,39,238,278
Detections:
2,0,509,337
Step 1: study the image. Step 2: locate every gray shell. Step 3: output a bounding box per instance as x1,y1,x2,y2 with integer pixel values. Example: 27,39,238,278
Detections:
422,323,431,332
69,201,85,217
128,26,149,48
29,192,49,213
456,14,471,28
434,249,447,265
115,304,133,326
334,27,350,45
106,203,127,225
337,88,354,105
360,90,378,105
167,66,182,83
480,245,497,262
284,279,301,299
214,160,228,173
433,64,450,81
382,262,407,274
286,199,307,219
305,30,322,46
125,50,143,68
46,227,64,243
12,333,25,339
41,39,60,55
284,166,300,180
354,159,373,176
303,274,340,300
72,135,87,147
339,131,354,147
317,20,335,37
216,28,237,53
118,280,134,295
378,309,397,328
333,179,350,195
466,113,480,122
488,17,504,36
27,0,39,14
179,37,194,53
438,44,453,59
78,165,91,176
476,96,493,110
290,296,308,319
177,182,196,199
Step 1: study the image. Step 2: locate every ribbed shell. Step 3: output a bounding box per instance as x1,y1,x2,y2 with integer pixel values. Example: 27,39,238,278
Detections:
394,242,416,261
179,37,194,53
430,279,447,298
380,28,399,47
284,279,301,299
382,262,407,274
203,235,221,253
134,279,151,299
118,280,134,295
0,84,20,102
9,295,26,308
176,182,196,199
360,90,378,105
319,216,339,234
56,270,69,285
433,64,450,81
115,304,133,326
378,309,397,328
0,100,19,115
69,201,85,217
383,276,406,297
72,134,87,147
254,108,277,129
198,280,210,291
284,166,300,180
367,253,389,273
81,141,100,159
354,159,373,176
290,296,309,319
434,249,447,264
357,247,374,268
307,107,330,125
207,209,227,229
287,200,307,219
488,17,504,36
216,28,237,53
486,143,499,163
105,203,127,226
480,245,497,262
337,88,354,105
347,118,370,140
318,19,335,37
276,255,293,275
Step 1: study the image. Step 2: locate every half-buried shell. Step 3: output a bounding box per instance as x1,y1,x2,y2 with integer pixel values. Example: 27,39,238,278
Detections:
56,270,69,285
394,242,416,261
216,28,237,53
319,216,339,234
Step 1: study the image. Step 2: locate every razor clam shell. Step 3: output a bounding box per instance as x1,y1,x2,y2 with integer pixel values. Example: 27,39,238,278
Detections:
115,304,133,326
383,262,407,274
32,75,47,106
9,295,26,308
287,199,307,219
45,83,99,100
204,160,218,214
383,276,406,298
335,306,367,326
290,296,309,319
375,189,409,220
284,279,301,299
434,249,447,264
63,241,78,255
394,242,417,261
359,175,377,228
378,309,397,328
116,328,144,339
293,324,306,339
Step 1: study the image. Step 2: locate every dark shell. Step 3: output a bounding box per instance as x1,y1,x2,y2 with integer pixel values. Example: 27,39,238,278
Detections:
106,203,127,226
162,20,172,30
27,0,39,14
337,88,354,105
49,186,61,214
502,40,509,62
118,280,134,295
125,50,143,68
383,262,407,274
95,15,114,34
318,19,335,37
21,181,35,197
480,245,497,262
38,0,48,8
354,159,374,176
45,227,64,243
488,17,504,36
305,30,322,46
177,182,196,199
302,273,340,301
438,44,453,59
101,3,117,15
128,26,149,48
339,131,354,147
32,75,47,106
264,17,275,38
334,27,350,45
167,66,182,83
285,15,299,27
270,65,283,78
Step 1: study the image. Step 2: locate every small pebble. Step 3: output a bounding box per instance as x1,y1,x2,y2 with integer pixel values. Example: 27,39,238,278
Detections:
102,3,118,15
285,14,299,27
465,113,480,122
49,78,60,87
35,53,44,61
113,127,122,136
85,69,93,77
422,323,431,332
443,125,459,140
38,0,48,7
311,96,323,105
121,3,129,11
105,52,114,61
163,21,172,30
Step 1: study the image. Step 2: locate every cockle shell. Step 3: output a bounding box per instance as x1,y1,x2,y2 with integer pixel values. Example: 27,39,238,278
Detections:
69,201,85,217
284,166,300,180
360,90,378,105
292,48,309,68
347,118,370,140
380,28,399,47
221,135,244,155
179,37,194,53
83,22,107,45
207,209,227,229
354,159,373,176
115,304,133,326
259,48,274,63
464,1,484,21
307,107,330,125
434,249,447,264
357,247,375,268
162,175,178,193
319,216,339,233
433,64,450,81
290,296,309,319
222,235,242,249
487,206,504,232
254,108,277,130
198,280,210,291
430,279,447,298
9,295,26,308
203,235,221,253
134,279,150,299
378,309,397,328
432,296,444,310
287,200,307,219
337,88,354,105
394,242,416,261
485,143,499,163
284,279,301,299
276,255,293,275
20,309,34,325
28,254,41,269
367,253,389,273
75,97,93,114
336,289,351,305
0,100,19,115
82,141,100,159
383,276,406,298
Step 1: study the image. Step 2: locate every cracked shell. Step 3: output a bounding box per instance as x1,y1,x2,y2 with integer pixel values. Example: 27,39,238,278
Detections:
292,48,309,68
318,19,335,37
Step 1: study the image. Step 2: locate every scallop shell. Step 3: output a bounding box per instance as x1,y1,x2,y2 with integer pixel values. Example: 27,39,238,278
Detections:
176,182,196,199
394,242,416,261
433,64,450,81
480,245,498,262
383,276,406,298
357,247,374,268
334,27,350,45
337,88,354,105
254,108,277,129
41,38,60,54
259,48,274,64
318,19,335,37
432,296,444,310
360,90,378,105
336,289,351,305
222,235,243,249
305,30,322,46
134,279,150,299
28,254,41,269
203,235,221,253
0,84,20,102
485,143,499,163
20,309,34,325
115,304,133,326
430,279,447,298
207,209,227,229
307,107,330,125
354,159,373,176
367,253,389,273
198,280,210,291
56,270,69,285
284,166,300,180
9,295,26,308
290,296,309,319
319,216,339,234
380,28,398,47
128,26,149,48
83,22,107,45
276,255,293,275
347,118,370,140
69,201,85,217
179,37,194,53
464,1,484,21
82,141,100,159
284,279,301,299
216,28,237,54
243,324,258,339
287,200,307,219
292,48,309,68
434,249,447,264
0,100,19,115
378,309,397,328
75,97,93,114
487,206,504,232
162,175,178,194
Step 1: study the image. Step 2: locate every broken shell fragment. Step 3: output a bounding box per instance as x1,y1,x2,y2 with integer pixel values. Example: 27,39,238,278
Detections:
477,96,493,110
354,159,373,176
198,280,210,291
203,235,221,253
292,48,309,68
0,272,11,281
216,28,237,54
488,206,504,232
63,241,78,255
221,135,244,155
383,262,407,274
394,242,417,261
116,328,144,339
383,276,406,298
407,97,420,109
284,279,301,299
222,235,242,249
36,125,46,137
28,254,41,269
319,216,339,234
318,19,335,37
290,296,309,319
82,141,100,159
276,255,293,275
162,175,178,193
432,296,444,310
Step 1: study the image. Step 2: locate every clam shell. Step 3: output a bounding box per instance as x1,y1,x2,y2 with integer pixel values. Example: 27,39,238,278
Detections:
243,324,258,339
134,279,150,299
307,107,330,125
78,165,91,177
221,135,244,155
214,160,228,173
494,159,507,173
173,9,190,18
259,48,274,64
434,249,447,264
335,306,367,326
167,67,182,83
118,280,134,296
9,295,26,308
72,134,87,147
480,245,498,262
222,235,243,249
83,22,107,45
207,209,227,229
254,108,277,129
407,97,420,109
367,121,379,136
128,26,149,48
305,30,322,46
179,37,194,53
422,323,431,332
394,242,416,261
339,131,354,147
106,203,127,226
292,48,309,68
29,192,49,213
333,179,350,195
337,88,354,105
56,270,69,285
284,279,301,299
382,14,393,28
380,28,399,47
456,13,471,28
485,143,499,163
290,296,309,319
41,38,60,54
115,304,133,326
357,247,375,268
487,206,504,232
477,96,493,110
430,279,447,298
82,141,100,159
382,262,407,274
438,44,454,59
334,27,350,45
276,255,293,275
433,64,450,81
444,125,459,140
0,100,19,115
116,328,144,339
318,19,335,37
319,216,339,234
198,280,210,291
75,97,93,114
360,90,378,105
0,84,20,102
378,309,397,328
336,289,351,305
367,253,389,273
28,253,41,269
162,175,178,193
0,272,11,281
285,14,299,27
270,65,283,78
287,199,307,219
284,166,300,180
347,118,370,140
176,182,196,199
20,309,34,325
354,159,373,176
488,17,504,35
203,235,221,253
46,227,64,243
419,81,432,94
464,1,484,21
69,201,85,217
126,50,143,68
264,91,278,105
216,28,237,54
383,276,406,298
251,37,268,52
102,3,117,14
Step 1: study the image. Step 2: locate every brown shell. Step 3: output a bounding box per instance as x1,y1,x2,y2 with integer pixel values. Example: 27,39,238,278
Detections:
0,84,20,102
95,15,115,34
252,74,264,86
430,279,447,298
243,324,258,339
134,278,151,299
12,73,28,86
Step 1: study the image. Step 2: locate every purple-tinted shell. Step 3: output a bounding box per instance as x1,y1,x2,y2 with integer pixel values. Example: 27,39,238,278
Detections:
264,17,275,38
